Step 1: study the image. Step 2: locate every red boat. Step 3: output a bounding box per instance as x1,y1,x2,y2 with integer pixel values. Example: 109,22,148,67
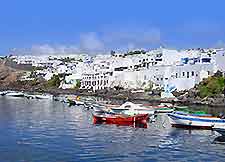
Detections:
93,113,149,127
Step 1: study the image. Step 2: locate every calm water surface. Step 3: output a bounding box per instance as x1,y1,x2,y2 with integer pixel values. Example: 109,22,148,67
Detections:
0,97,224,162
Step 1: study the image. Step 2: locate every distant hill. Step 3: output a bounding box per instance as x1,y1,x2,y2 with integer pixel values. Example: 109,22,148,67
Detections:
0,59,25,87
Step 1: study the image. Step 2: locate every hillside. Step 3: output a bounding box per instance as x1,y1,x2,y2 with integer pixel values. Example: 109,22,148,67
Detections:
177,71,225,106
0,59,25,88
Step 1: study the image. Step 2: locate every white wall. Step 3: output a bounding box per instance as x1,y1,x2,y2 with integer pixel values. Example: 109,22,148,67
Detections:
216,50,225,73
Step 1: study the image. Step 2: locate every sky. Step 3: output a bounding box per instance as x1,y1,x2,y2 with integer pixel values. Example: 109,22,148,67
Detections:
0,0,225,55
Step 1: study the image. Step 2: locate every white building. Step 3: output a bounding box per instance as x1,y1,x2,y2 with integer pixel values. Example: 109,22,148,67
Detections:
216,49,225,75
10,47,223,91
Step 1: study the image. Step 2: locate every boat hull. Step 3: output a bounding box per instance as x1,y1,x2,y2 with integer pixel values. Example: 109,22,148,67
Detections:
155,108,174,113
168,113,225,129
5,92,24,97
93,114,149,125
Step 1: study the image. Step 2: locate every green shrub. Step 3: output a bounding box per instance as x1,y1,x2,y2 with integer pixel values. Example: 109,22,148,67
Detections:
46,75,61,88
198,75,225,98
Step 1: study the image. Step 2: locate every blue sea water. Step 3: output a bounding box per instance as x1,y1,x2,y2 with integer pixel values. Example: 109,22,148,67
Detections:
0,97,224,162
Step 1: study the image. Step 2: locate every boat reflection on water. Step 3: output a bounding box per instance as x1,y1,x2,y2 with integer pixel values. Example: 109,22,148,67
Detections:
93,120,148,128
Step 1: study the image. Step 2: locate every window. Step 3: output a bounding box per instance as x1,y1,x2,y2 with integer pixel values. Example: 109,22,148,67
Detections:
144,75,147,80
183,72,185,77
176,73,178,78
192,71,194,76
202,58,211,63
187,72,190,78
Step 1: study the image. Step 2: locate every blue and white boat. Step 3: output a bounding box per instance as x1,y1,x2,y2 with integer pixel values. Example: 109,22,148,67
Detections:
167,112,225,129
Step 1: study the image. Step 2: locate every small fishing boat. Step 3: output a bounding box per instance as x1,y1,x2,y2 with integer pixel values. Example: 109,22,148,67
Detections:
109,102,155,116
5,91,24,97
155,107,174,113
83,101,93,109
24,94,37,99
93,113,149,126
0,91,8,96
67,100,85,107
143,103,173,109
35,94,53,99
174,106,189,110
167,112,225,129
67,96,85,106
175,106,208,114
75,100,85,106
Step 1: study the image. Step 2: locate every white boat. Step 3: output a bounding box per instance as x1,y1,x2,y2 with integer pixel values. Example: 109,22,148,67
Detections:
0,91,8,96
167,112,225,129
75,100,85,105
24,94,37,99
66,96,85,106
5,91,24,97
110,102,155,116
34,94,53,99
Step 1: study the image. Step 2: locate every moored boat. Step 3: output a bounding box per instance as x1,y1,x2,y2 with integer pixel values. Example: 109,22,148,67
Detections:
35,94,53,99
93,113,149,126
0,91,8,96
174,106,189,110
66,96,85,106
167,112,225,129
75,100,85,106
155,107,174,113
109,102,155,116
5,91,24,97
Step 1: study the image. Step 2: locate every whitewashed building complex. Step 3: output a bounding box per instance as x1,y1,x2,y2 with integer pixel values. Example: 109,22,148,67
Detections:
10,47,225,92
80,48,221,91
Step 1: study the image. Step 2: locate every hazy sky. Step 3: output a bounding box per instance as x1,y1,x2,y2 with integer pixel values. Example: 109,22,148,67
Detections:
0,0,225,54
